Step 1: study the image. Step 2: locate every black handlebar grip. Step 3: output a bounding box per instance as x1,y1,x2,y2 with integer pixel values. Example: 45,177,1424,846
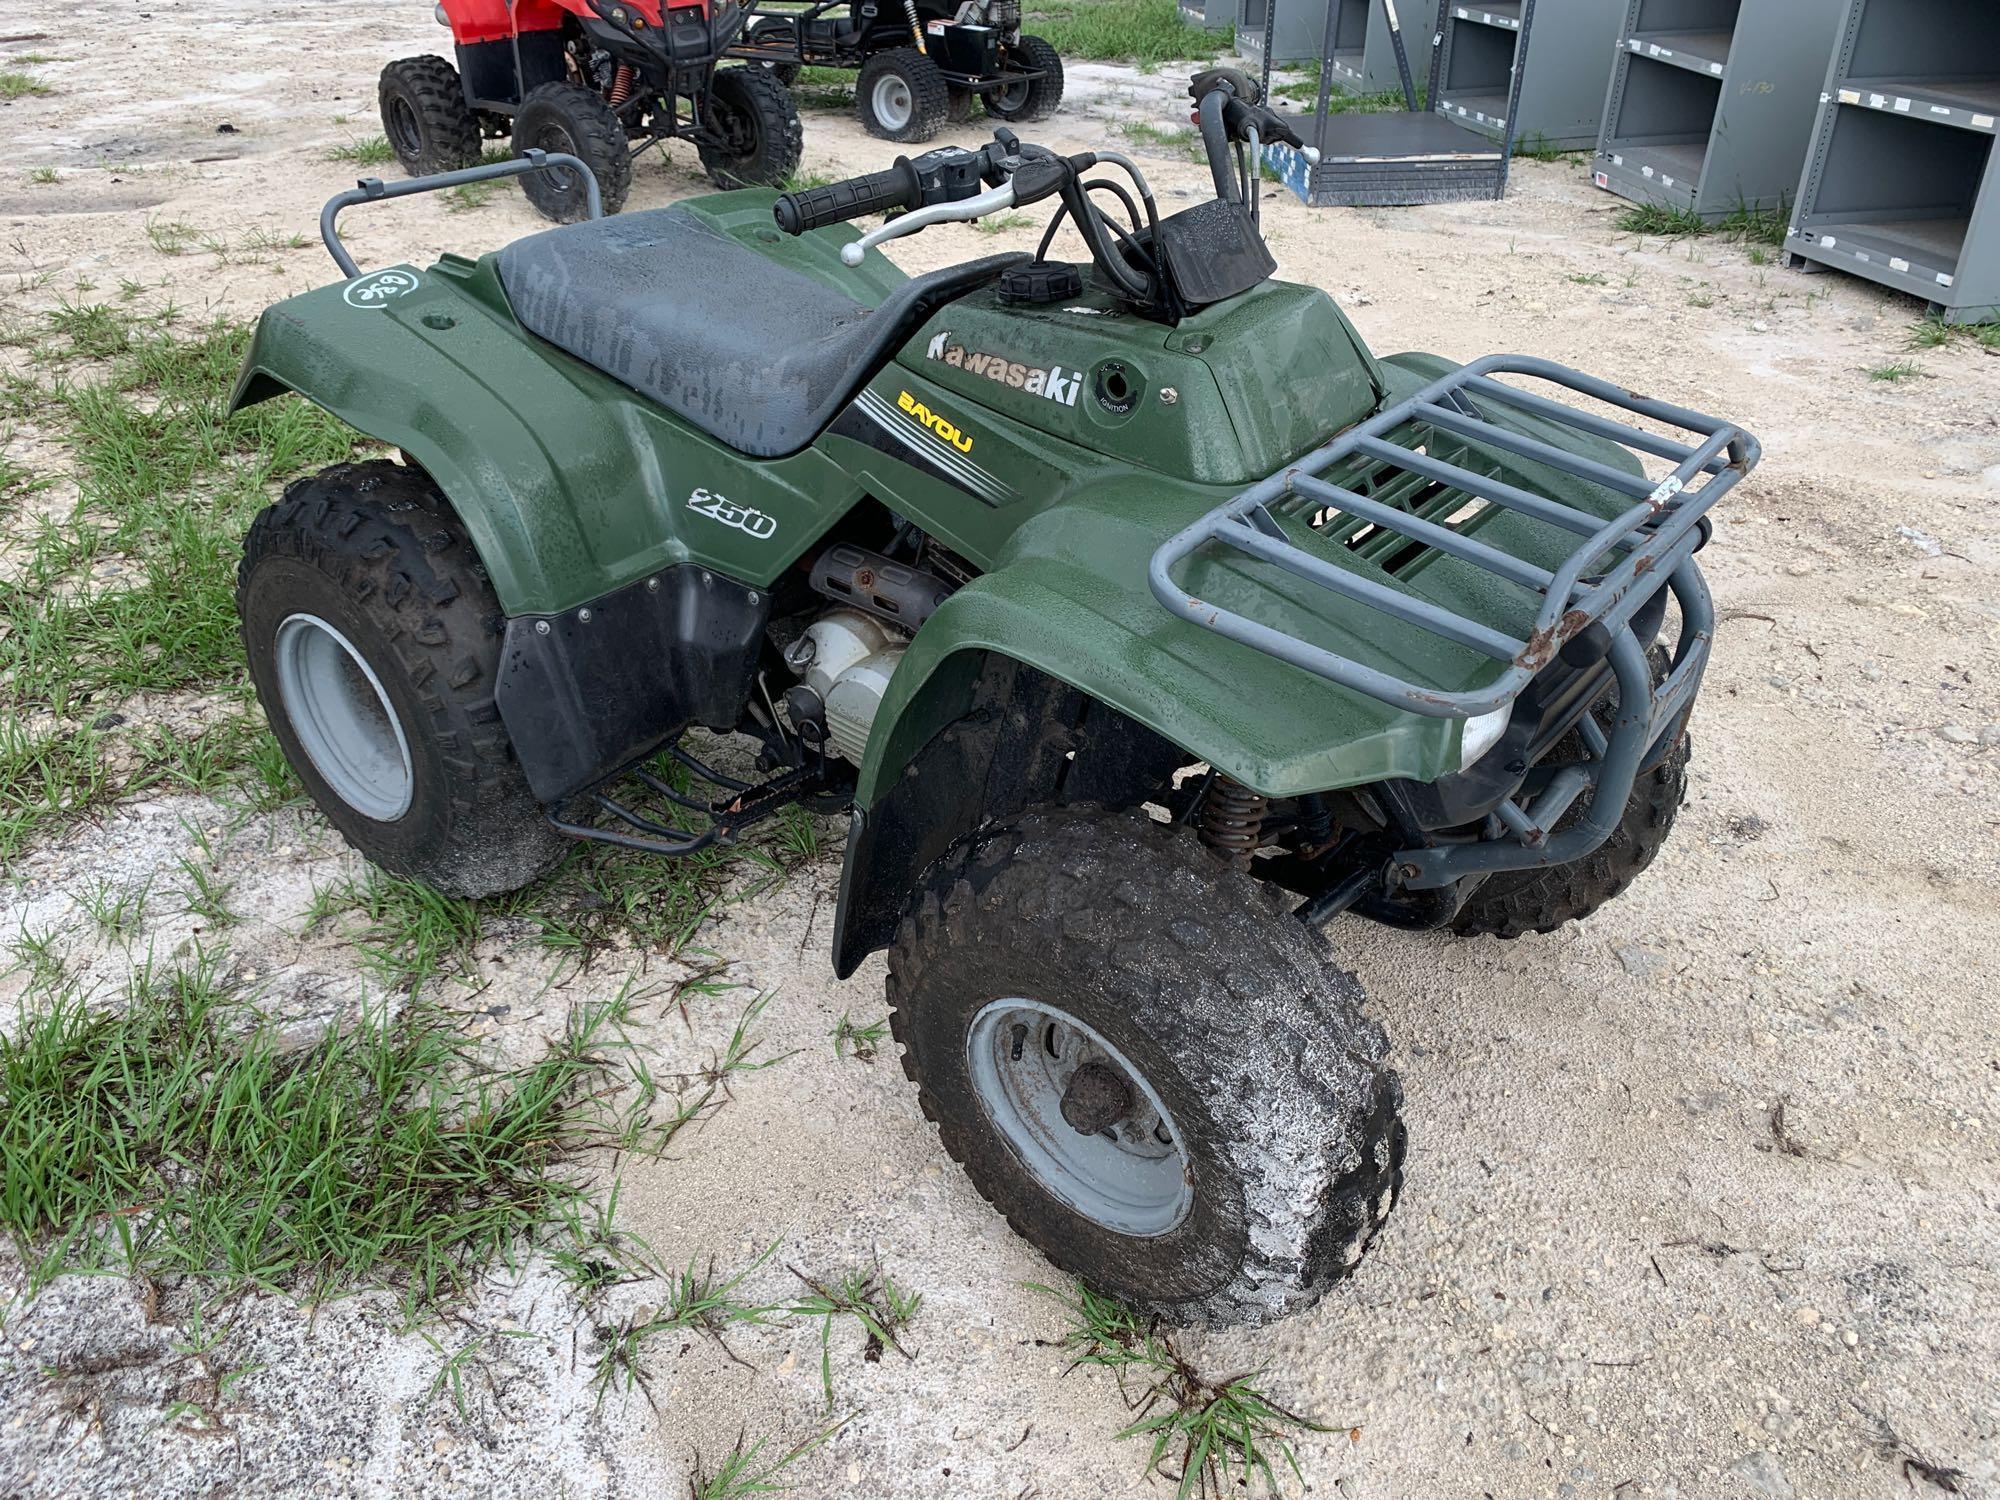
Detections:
774,161,921,235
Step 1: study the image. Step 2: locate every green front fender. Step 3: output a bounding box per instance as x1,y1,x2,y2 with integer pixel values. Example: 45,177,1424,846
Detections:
855,542,1466,809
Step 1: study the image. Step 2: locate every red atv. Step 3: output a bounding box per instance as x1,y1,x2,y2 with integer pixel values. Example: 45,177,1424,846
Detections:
378,0,801,221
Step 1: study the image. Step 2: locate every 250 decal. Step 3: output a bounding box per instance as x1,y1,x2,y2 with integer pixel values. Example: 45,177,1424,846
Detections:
687,486,778,540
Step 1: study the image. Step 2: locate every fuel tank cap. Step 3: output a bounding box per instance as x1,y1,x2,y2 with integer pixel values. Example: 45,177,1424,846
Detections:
997,261,1083,306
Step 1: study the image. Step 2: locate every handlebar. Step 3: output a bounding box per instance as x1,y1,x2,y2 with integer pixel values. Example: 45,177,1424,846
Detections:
774,162,925,235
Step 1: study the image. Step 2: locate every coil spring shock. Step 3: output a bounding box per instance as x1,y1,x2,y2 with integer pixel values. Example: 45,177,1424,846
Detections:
608,63,636,107
1199,774,1269,870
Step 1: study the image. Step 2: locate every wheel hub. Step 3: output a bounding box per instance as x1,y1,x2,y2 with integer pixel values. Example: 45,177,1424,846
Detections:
965,998,1191,1237
1059,1061,1133,1136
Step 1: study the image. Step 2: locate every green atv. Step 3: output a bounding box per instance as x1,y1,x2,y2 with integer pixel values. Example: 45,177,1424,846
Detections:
231,71,1758,1324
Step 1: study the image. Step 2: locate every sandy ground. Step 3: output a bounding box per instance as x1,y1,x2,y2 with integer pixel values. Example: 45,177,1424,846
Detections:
3,2,1999,1497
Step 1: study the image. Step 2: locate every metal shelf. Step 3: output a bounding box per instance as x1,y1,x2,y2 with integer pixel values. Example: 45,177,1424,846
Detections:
1240,0,1333,66
1260,0,1524,205
1435,0,1624,151
1451,2,1521,30
1787,0,2000,321
1834,76,2000,135
1625,28,1734,77
1325,0,1407,94
1595,0,1847,219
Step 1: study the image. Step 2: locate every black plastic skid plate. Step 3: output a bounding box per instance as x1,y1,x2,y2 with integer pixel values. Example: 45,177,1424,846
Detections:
496,565,770,804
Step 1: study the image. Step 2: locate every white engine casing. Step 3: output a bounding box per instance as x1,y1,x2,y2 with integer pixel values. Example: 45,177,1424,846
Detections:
786,610,907,766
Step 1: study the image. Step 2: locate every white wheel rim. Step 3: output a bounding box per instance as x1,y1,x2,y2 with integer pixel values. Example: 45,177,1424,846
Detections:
272,612,414,822
965,998,1193,1236
873,73,915,131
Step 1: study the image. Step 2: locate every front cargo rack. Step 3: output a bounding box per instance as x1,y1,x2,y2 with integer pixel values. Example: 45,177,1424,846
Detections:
1149,354,1759,890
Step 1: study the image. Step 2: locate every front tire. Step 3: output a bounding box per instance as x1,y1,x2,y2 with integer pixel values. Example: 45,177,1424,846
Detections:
512,81,632,222
378,56,481,176
983,35,1064,124
1450,648,1689,938
887,808,1405,1325
697,67,804,189
237,461,569,899
855,48,950,142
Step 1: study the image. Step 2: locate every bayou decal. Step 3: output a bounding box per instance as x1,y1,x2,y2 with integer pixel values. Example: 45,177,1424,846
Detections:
896,390,975,454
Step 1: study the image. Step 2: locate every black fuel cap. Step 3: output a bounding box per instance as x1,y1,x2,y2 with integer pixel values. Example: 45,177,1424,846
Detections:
997,260,1083,305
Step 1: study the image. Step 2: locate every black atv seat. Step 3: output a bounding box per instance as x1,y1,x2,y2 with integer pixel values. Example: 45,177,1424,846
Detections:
496,207,1027,459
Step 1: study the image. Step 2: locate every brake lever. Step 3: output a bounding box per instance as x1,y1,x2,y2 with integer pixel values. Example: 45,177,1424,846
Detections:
839,180,1020,266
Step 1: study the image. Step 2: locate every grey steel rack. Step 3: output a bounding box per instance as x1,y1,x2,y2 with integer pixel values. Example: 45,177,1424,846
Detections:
1432,0,1624,152
1593,0,1848,220
1261,0,1522,205
1322,0,1404,97
1177,0,1235,32
1239,0,1333,67
1784,0,2000,323
1149,356,1759,889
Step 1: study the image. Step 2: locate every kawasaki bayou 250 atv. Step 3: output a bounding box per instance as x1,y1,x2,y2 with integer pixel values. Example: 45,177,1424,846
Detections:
729,0,1063,142
378,0,800,221
233,70,1759,1324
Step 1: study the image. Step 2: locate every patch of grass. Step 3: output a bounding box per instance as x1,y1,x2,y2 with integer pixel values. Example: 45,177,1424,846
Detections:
0,306,355,855
0,72,52,100
74,875,150,941
788,1261,920,1409
1112,119,1207,162
1567,271,1607,286
975,211,1037,234
29,166,57,186
1616,203,1710,238
779,166,841,194
325,136,396,166
831,1011,888,1063
592,1240,789,1404
1033,1280,1330,1498
1511,131,1564,162
144,219,202,256
1035,0,1229,65
0,953,634,1311
1864,359,1924,383
341,869,487,994
443,181,495,213
1619,198,1789,248
687,1425,844,1500
174,854,238,931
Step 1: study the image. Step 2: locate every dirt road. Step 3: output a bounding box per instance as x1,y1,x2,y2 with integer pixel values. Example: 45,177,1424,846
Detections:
2,2,1997,1495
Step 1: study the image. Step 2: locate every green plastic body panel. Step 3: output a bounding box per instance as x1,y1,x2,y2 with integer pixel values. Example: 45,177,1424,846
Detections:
235,188,1640,800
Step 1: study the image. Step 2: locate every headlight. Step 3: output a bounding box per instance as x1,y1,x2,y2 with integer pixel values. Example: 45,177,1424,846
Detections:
1459,704,1512,771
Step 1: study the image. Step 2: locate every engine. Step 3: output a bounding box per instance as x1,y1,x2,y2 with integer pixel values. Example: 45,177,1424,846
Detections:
781,542,956,765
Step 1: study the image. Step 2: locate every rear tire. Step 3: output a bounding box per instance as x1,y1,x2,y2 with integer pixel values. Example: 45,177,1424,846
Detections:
1449,648,1688,938
855,48,950,142
984,35,1064,123
512,81,632,222
237,461,568,899
378,55,481,177
887,808,1405,1326
697,67,804,189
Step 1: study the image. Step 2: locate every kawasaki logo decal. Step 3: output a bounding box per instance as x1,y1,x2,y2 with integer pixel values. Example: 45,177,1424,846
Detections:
896,389,974,453
925,330,1080,407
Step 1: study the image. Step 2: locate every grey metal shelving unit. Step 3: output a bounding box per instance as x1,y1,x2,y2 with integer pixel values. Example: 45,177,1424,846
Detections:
1178,0,1235,33
1322,0,1404,96
1784,0,2000,322
1433,0,1624,152
1593,0,1847,220
1262,0,1524,205
1239,0,1332,67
